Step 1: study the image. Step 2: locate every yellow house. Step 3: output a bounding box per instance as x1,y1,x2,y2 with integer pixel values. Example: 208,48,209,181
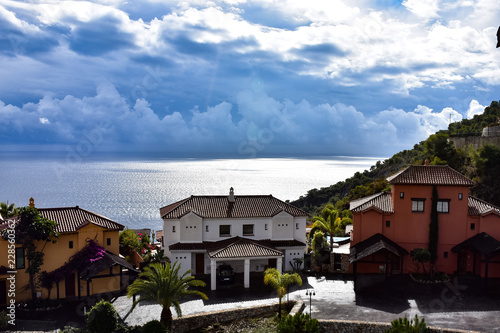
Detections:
0,199,137,304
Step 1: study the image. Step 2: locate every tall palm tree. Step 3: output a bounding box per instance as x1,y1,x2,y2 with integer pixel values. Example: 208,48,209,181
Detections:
0,201,18,219
309,204,342,252
127,261,208,331
263,268,302,318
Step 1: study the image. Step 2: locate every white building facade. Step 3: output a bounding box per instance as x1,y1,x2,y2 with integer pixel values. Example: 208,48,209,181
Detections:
160,188,308,290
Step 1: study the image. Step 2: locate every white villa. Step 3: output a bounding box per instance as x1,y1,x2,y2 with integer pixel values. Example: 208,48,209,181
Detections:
160,188,308,290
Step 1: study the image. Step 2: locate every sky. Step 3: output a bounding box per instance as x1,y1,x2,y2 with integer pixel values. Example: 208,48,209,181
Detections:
0,0,499,158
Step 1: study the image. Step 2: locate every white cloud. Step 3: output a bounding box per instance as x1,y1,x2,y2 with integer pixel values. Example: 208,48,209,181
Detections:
466,100,485,118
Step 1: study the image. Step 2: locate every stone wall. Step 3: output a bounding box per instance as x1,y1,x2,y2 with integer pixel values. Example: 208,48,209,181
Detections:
319,320,479,333
171,300,479,333
482,125,500,137
448,136,500,150
172,301,291,333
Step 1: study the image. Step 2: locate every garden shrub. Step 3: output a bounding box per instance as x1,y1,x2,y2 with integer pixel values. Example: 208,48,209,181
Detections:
0,311,9,331
60,326,82,333
385,315,430,333
277,312,319,333
141,319,167,333
86,299,119,333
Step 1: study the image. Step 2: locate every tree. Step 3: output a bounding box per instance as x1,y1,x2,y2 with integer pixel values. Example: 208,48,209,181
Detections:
119,229,141,254
127,262,207,332
0,201,18,219
263,268,302,318
309,204,348,252
15,206,58,300
411,248,431,275
429,186,439,268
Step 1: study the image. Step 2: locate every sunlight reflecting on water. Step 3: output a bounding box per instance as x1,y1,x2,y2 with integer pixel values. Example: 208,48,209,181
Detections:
0,157,382,230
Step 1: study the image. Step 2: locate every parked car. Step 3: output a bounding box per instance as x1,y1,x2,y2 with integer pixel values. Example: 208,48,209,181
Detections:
217,264,234,284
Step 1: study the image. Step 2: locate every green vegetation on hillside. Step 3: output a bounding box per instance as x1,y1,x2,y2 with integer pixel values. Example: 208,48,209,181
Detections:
291,100,500,216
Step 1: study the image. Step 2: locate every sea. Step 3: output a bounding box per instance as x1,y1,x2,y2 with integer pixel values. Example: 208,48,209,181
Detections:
0,154,382,231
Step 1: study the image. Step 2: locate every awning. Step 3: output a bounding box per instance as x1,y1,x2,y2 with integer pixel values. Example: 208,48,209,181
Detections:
350,233,408,263
451,232,500,257
79,251,140,280
207,237,283,259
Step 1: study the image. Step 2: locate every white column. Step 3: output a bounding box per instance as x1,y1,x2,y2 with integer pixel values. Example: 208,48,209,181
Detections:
244,259,250,288
211,259,217,291
277,257,283,273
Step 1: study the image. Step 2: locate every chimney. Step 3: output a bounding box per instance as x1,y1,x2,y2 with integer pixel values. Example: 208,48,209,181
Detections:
29,197,35,207
424,160,430,166
228,187,235,203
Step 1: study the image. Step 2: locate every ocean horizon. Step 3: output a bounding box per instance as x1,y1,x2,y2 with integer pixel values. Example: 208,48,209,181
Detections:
0,154,383,231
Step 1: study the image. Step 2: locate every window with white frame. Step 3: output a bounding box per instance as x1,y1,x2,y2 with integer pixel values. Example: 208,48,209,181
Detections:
437,200,450,213
412,199,425,212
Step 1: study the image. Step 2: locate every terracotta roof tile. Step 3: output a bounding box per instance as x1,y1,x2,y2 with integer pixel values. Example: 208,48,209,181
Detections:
451,232,500,257
350,192,393,213
468,196,500,216
387,165,475,186
0,207,124,233
208,237,283,259
350,233,409,263
160,195,309,219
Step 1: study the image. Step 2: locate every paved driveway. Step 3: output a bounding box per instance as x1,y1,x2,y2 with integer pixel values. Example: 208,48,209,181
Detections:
112,274,500,333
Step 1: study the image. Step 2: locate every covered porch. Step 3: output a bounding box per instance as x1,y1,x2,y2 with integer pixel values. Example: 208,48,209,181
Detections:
350,233,409,291
451,232,500,279
170,237,286,290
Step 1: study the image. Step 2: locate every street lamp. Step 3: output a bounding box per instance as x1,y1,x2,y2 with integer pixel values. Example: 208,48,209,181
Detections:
306,289,315,317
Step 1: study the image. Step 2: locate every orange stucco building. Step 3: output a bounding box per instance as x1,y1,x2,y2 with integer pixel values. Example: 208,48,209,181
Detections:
0,200,137,304
350,164,500,278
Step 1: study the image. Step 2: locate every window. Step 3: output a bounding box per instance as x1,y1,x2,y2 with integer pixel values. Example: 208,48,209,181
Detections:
107,238,111,246
458,193,463,200
172,226,176,233
220,225,231,237
15,247,25,269
206,225,209,232
265,224,268,230
386,220,390,227
437,200,450,213
470,223,475,230
444,251,448,258
400,192,404,199
69,241,73,249
412,199,425,212
243,224,254,236
296,223,299,230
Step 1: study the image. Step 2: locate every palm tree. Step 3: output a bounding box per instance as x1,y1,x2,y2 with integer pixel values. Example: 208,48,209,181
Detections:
263,268,302,318
127,261,208,331
0,201,18,219
309,204,342,252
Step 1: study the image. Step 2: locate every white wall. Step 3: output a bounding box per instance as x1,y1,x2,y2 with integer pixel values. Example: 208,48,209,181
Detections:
272,211,294,240
162,219,180,257
202,217,273,241
171,252,191,276
293,217,307,244
180,212,203,243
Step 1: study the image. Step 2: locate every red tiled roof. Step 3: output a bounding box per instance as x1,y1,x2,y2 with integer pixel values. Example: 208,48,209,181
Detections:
169,237,304,258
350,192,393,213
387,165,475,186
1,207,124,233
208,237,283,259
468,196,500,216
160,195,309,219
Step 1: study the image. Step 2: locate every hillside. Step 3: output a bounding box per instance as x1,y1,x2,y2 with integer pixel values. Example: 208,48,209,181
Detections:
291,100,500,216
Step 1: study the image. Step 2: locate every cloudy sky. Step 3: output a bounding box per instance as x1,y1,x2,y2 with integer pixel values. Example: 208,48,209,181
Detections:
0,0,499,158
